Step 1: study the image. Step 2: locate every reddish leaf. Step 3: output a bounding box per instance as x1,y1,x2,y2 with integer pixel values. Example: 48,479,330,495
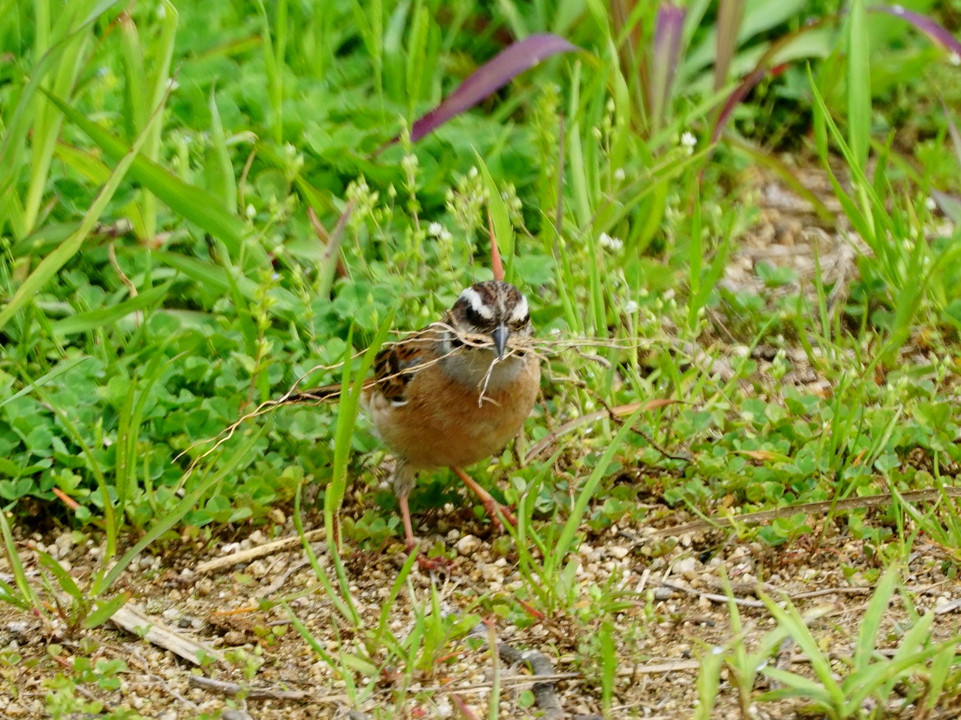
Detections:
711,19,829,143
384,34,578,150
650,5,686,132
871,5,961,56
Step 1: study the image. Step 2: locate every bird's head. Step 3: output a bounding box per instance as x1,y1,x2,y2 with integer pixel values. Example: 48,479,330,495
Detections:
449,280,532,359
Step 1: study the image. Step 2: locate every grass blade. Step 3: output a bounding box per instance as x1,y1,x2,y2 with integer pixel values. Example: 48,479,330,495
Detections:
42,92,247,256
0,83,164,333
846,0,870,172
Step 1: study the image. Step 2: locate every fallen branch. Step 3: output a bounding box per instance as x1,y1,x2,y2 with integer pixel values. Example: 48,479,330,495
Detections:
187,675,311,700
111,604,224,666
651,487,961,538
197,529,325,574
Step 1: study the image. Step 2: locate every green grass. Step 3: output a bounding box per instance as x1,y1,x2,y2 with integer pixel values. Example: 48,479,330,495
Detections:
3,0,961,716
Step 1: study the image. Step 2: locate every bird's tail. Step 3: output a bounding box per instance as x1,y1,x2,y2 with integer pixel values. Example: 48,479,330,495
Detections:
283,375,378,405
283,384,343,404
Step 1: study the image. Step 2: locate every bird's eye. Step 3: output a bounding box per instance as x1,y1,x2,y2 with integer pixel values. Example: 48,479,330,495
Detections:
464,305,491,328
510,312,530,329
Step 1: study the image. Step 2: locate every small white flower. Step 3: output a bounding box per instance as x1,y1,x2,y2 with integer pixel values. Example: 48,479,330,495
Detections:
245,204,256,219
625,300,638,313
599,232,623,251
613,168,626,182
926,196,937,211
681,131,697,151
950,52,961,67
549,327,561,336
166,78,180,92
428,222,443,236
468,166,479,178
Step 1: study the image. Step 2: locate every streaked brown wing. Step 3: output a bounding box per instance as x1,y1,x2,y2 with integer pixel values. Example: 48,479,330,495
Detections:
373,341,423,403
372,322,453,404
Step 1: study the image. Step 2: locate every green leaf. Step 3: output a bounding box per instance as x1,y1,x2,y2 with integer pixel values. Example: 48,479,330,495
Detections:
474,153,514,281
0,357,91,409
42,91,248,257
51,282,172,336
37,551,83,601
846,0,870,170
85,594,127,631
852,566,897,674
0,86,161,333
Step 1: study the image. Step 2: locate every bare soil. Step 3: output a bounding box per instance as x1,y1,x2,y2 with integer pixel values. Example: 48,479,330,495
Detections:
3,509,960,719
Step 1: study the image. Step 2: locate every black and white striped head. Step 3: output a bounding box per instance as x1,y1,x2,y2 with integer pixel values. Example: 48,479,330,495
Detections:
449,281,532,358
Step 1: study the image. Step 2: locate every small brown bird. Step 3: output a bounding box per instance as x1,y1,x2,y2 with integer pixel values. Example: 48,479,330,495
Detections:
297,280,540,551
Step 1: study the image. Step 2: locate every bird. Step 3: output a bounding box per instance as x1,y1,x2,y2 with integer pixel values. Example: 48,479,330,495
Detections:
293,279,540,553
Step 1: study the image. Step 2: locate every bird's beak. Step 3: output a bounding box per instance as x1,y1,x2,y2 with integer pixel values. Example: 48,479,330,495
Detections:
491,323,509,360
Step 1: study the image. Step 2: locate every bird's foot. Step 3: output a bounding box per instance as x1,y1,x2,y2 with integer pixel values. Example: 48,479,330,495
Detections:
405,541,453,572
482,497,517,531
416,553,453,572
450,466,518,532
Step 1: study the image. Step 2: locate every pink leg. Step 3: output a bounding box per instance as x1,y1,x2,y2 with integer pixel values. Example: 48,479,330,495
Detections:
398,492,418,551
398,490,451,571
451,466,517,529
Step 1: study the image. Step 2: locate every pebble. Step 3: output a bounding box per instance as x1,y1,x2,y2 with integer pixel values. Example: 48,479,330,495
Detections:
456,534,481,556
221,710,253,720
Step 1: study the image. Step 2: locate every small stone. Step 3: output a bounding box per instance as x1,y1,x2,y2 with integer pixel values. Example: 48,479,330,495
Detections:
456,534,482,556
674,556,697,575
609,545,629,559
223,630,246,646
480,563,504,584
221,710,253,720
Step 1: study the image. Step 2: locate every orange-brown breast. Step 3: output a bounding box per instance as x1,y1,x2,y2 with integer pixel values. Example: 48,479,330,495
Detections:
364,353,539,470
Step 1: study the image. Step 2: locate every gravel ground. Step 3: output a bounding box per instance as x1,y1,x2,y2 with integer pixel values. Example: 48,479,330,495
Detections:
3,510,961,719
